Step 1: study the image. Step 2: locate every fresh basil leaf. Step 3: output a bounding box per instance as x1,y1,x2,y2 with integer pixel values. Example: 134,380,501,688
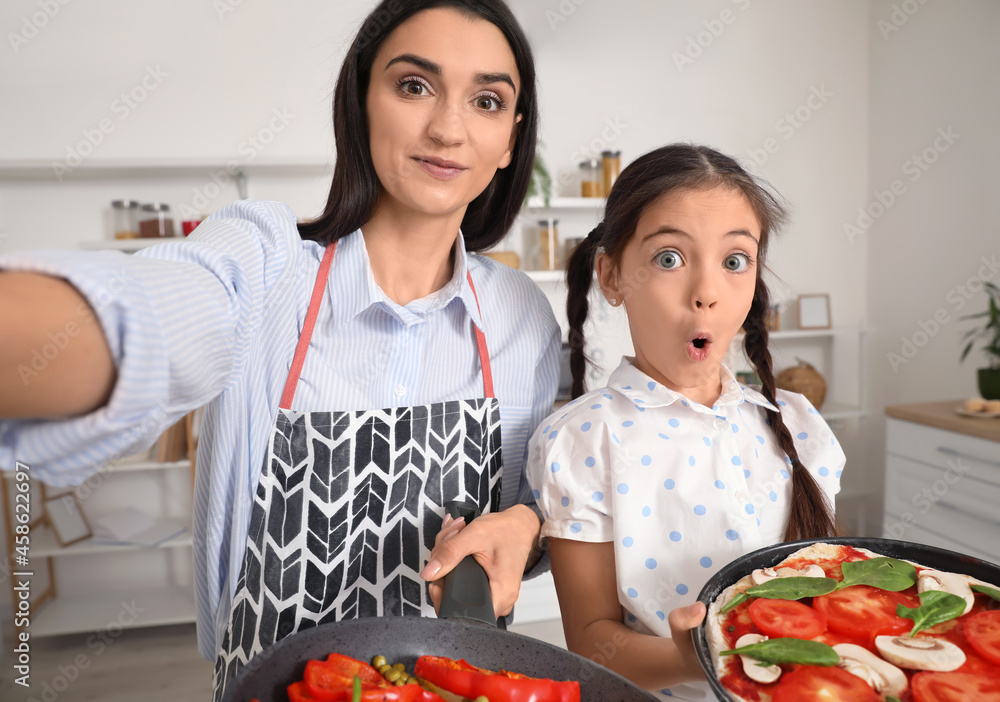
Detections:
836,557,917,592
719,638,839,666
972,584,1000,603
745,576,838,600
720,592,749,615
896,590,967,636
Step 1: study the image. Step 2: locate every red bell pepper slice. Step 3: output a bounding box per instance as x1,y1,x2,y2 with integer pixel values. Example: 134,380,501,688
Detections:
299,657,443,702
415,655,581,702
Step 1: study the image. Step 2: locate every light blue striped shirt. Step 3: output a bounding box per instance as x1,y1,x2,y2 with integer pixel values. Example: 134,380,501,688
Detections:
0,199,561,660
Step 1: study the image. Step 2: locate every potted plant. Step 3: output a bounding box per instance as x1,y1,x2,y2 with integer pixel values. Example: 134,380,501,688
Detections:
523,151,552,208
960,281,1000,399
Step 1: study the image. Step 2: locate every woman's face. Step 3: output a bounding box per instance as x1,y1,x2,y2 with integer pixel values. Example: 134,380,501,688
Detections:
366,8,521,221
598,187,760,406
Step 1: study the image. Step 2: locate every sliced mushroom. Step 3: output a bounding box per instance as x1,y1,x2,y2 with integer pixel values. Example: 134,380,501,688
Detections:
918,569,975,615
874,635,966,671
750,564,827,585
833,643,908,696
734,634,782,684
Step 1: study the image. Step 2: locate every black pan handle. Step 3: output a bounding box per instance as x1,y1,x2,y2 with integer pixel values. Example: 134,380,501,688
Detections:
437,500,504,629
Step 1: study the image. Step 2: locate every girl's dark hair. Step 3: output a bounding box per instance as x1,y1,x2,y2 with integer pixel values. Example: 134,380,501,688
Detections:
297,0,537,251
566,143,837,542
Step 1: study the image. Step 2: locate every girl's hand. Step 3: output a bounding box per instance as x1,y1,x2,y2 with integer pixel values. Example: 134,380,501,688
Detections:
421,505,541,618
668,601,708,676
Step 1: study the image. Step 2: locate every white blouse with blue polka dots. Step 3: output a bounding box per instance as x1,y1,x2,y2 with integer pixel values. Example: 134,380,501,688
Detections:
527,357,844,701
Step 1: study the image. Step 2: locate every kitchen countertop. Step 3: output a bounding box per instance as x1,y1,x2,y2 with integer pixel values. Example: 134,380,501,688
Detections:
885,400,1000,443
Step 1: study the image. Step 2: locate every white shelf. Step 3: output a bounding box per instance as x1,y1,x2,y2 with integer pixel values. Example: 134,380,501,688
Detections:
526,196,605,210
820,402,865,421
3,457,189,479
31,585,196,637
525,270,565,283
30,519,192,559
0,157,333,180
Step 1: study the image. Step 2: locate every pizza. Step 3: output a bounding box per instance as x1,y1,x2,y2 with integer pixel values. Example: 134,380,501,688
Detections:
704,543,1000,702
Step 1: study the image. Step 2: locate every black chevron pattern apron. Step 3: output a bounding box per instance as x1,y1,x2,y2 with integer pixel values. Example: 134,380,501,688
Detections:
212,241,503,700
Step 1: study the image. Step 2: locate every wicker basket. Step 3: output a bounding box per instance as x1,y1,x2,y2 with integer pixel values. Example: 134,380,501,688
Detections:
775,359,826,409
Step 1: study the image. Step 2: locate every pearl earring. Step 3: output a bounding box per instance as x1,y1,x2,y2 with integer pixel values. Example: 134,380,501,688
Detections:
609,297,618,306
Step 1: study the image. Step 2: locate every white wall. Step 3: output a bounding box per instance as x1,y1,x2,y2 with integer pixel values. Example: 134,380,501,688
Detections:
865,0,1000,526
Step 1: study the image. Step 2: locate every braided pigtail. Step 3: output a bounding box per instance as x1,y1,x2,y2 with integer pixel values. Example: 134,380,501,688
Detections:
566,227,601,398
743,282,838,541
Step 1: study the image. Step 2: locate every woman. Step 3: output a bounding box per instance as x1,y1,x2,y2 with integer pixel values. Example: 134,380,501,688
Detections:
0,1,560,697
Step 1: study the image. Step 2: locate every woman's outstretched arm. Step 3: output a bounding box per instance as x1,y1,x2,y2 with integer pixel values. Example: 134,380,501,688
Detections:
0,272,115,419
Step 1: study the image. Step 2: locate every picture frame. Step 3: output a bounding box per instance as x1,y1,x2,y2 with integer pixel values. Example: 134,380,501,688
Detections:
797,293,831,330
44,494,92,547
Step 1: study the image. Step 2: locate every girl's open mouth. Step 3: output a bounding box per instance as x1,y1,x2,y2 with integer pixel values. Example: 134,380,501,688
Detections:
687,337,712,361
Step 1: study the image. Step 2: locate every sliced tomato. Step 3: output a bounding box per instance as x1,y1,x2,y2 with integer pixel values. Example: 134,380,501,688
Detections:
812,585,918,642
323,653,385,685
415,655,580,702
302,659,432,702
772,666,879,702
748,598,827,639
965,610,1000,667
912,672,1000,702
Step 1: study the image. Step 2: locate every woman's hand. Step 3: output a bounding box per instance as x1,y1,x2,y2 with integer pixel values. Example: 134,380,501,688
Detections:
668,601,707,677
420,504,541,618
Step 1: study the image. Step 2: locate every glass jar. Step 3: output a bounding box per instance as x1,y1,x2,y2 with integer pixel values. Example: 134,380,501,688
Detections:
111,200,140,240
579,159,602,198
139,203,176,238
602,149,621,196
538,219,559,271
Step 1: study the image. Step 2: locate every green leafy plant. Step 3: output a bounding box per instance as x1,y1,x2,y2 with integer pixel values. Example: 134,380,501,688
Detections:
524,151,552,208
960,282,1000,369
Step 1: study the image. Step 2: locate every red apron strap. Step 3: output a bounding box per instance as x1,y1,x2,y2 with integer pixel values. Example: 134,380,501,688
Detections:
466,271,495,399
280,242,337,410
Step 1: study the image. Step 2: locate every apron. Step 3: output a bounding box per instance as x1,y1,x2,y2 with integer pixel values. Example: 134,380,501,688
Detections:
212,241,503,700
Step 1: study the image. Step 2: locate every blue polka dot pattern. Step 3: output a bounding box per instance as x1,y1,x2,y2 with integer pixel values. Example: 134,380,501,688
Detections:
532,489,540,499
732,424,739,433
641,455,652,466
622,536,633,547
664,479,675,490
658,433,670,440
756,435,765,444
548,431,558,440
819,466,830,477
836,469,843,478
570,522,582,533
726,529,739,541
656,610,665,621
688,455,696,467
592,491,604,502
602,393,613,399
703,437,711,447
612,432,620,444
778,400,787,406
641,506,651,517
542,424,551,434
662,689,674,696
745,503,755,514
694,504,706,516
585,456,596,468
617,483,629,494
731,456,742,466
647,381,656,390
669,531,682,542
769,491,777,502
668,418,680,428
676,584,688,595
780,469,790,479
561,496,570,507
550,462,561,473
581,421,592,432
627,587,638,598
622,420,634,427
645,558,657,569
590,404,602,410
700,556,713,568
797,431,808,440
714,480,725,489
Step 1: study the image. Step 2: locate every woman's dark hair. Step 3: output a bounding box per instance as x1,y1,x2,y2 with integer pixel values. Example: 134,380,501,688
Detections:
297,0,537,251
566,143,837,542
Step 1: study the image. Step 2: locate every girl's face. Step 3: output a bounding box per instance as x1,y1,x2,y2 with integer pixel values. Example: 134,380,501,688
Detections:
366,8,521,222
598,186,760,407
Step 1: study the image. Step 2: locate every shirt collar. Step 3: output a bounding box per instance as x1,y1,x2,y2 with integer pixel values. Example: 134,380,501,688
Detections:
607,357,778,413
325,228,484,330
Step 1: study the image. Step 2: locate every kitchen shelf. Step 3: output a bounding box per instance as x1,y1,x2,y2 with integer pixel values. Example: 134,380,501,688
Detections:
29,519,192,559
524,270,565,283
525,196,605,210
0,157,333,180
31,585,196,637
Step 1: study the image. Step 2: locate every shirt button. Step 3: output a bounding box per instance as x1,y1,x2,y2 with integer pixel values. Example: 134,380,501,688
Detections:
714,418,727,431
394,385,406,397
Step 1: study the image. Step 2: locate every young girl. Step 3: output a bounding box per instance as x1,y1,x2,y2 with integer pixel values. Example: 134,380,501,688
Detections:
527,144,843,701
0,1,559,698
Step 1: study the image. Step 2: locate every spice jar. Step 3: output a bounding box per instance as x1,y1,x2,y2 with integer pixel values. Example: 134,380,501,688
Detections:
139,203,176,238
579,159,602,198
538,219,559,271
111,200,140,240
602,150,621,196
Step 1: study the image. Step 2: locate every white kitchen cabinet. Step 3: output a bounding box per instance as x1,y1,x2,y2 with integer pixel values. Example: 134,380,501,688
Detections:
883,402,1000,562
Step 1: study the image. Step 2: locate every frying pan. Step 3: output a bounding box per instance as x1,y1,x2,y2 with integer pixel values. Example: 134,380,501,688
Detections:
222,502,658,702
692,536,1000,702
